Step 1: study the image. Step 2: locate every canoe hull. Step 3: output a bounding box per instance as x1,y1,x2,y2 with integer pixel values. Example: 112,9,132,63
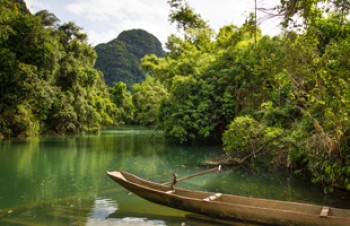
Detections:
106,171,350,226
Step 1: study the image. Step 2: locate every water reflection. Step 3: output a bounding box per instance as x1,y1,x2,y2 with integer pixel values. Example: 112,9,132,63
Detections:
0,127,349,226
87,198,167,226
88,218,166,226
88,198,118,219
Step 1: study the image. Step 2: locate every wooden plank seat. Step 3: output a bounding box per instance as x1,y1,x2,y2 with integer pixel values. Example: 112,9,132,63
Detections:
203,193,222,202
320,206,330,218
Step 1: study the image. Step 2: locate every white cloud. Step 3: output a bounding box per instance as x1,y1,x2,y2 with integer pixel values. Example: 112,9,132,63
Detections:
24,0,50,12
65,0,168,25
24,0,282,46
65,0,172,45
88,29,119,46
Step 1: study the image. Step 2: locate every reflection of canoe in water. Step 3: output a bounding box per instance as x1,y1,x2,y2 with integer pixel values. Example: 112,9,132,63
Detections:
106,171,350,226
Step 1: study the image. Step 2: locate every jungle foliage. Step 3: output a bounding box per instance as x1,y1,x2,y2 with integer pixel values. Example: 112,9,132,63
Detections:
2,0,350,192
140,0,350,191
0,0,118,138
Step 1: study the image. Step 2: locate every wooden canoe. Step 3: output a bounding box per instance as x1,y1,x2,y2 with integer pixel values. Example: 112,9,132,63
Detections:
106,171,350,226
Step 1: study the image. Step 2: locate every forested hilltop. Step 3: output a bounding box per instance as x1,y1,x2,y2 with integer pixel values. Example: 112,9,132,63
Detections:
0,0,118,137
1,0,350,192
94,29,165,88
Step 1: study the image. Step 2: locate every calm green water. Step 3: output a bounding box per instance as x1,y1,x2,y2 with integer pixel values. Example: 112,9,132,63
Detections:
0,128,349,226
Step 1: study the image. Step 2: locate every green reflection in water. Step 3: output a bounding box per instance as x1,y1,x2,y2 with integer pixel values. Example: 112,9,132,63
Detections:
0,127,349,226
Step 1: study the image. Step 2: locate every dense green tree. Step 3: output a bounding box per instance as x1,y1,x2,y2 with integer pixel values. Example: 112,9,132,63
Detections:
109,82,133,124
35,9,60,28
132,76,168,126
46,23,117,133
0,0,57,137
307,12,350,53
277,0,350,28
142,15,216,142
304,36,350,191
168,0,207,32
0,0,118,137
220,11,350,191
142,15,267,143
158,75,213,143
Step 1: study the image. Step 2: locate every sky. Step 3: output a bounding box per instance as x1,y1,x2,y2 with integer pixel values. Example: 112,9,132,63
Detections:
23,0,282,46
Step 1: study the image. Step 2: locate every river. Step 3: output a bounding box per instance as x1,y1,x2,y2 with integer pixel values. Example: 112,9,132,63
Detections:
0,127,349,226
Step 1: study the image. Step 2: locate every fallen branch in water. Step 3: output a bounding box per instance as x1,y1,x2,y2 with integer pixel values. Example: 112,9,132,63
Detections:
204,138,275,166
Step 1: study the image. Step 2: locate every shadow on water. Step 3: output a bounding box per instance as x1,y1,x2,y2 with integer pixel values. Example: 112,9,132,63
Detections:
0,127,349,225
